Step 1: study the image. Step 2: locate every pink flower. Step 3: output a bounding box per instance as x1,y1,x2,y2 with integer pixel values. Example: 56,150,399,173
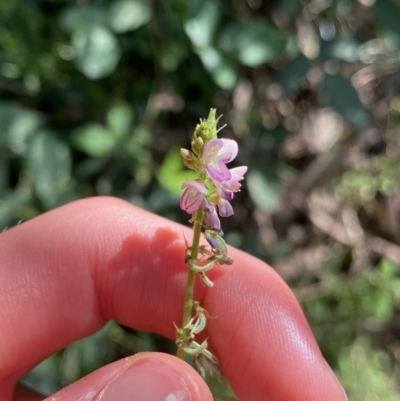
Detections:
180,180,207,214
216,166,248,200
202,139,238,182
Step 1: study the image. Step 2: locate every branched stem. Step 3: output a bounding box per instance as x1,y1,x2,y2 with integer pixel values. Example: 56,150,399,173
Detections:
176,207,204,360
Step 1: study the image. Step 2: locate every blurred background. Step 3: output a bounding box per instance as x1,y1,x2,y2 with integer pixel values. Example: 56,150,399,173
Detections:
1,0,400,399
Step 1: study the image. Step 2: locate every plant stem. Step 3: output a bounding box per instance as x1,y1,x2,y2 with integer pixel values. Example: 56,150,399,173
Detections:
176,207,204,360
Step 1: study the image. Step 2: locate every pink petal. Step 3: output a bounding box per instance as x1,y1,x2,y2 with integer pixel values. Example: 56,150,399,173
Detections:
216,183,234,200
181,180,208,194
202,139,223,165
218,199,234,217
230,166,248,181
220,166,247,192
206,161,231,182
203,199,215,213
202,139,238,182
219,139,238,163
223,180,241,192
180,180,207,214
205,209,221,231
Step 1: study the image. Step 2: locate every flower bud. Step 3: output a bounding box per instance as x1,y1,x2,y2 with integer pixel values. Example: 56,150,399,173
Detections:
180,148,197,170
180,148,192,160
192,137,204,156
194,109,223,142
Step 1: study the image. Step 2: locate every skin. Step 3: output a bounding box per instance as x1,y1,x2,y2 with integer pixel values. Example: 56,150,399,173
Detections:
0,197,346,401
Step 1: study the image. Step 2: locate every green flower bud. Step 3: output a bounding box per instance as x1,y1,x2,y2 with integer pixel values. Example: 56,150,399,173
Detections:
180,148,192,160
180,148,201,171
192,136,204,156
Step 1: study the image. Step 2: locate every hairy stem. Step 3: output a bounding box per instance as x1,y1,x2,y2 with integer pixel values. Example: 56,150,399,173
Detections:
176,207,204,360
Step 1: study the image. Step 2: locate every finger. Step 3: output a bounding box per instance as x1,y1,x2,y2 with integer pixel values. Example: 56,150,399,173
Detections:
205,252,347,401
0,197,346,401
12,353,213,401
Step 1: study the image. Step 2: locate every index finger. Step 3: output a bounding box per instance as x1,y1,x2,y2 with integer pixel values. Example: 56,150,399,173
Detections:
0,197,346,401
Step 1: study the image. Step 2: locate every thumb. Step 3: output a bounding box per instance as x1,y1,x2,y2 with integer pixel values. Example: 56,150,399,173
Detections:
19,353,213,401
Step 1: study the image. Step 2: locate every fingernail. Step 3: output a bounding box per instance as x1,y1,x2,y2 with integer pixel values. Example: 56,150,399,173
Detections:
97,358,193,401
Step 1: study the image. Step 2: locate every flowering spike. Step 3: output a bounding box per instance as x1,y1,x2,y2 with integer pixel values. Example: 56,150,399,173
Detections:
176,109,247,379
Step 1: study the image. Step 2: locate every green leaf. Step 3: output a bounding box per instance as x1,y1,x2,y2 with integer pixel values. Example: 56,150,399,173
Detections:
319,73,369,128
126,125,152,160
28,131,72,205
337,337,400,401
59,5,106,32
0,102,42,154
157,147,197,195
160,42,188,72
278,0,301,17
378,257,397,280
374,0,400,40
107,101,134,138
246,169,282,213
279,53,309,91
330,38,361,62
218,21,286,67
72,26,120,79
184,0,220,48
0,197,39,223
197,47,237,89
72,123,116,157
108,0,152,33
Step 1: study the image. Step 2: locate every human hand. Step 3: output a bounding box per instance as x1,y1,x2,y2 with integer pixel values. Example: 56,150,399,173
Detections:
0,197,347,401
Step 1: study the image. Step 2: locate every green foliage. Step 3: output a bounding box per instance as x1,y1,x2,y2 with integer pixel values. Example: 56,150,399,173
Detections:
72,26,121,79
304,257,400,397
279,54,310,92
246,169,283,214
338,156,400,201
157,147,196,195
109,0,152,33
338,337,399,401
218,20,286,67
319,73,369,128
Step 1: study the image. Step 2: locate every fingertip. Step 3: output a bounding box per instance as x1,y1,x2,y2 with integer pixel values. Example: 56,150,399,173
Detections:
41,353,213,401
205,249,347,401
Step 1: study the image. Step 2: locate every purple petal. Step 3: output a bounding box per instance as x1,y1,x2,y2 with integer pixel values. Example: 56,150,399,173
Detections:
202,139,237,182
230,166,248,181
202,199,215,213
219,139,238,163
218,199,234,217
206,161,231,182
219,166,247,192
205,209,221,231
202,139,223,165
180,180,207,214
223,180,241,192
181,180,207,194
216,183,234,200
